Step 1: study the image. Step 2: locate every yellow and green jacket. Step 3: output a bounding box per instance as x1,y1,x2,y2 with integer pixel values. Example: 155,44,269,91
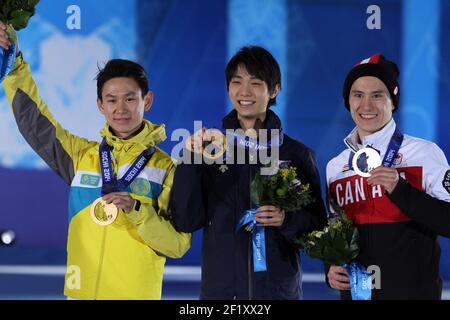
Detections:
2,55,191,300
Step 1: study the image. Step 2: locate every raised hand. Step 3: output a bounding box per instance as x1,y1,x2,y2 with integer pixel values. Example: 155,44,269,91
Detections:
0,21,11,50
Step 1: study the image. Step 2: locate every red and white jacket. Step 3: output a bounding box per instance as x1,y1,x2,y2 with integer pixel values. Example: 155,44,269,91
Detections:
327,119,450,224
326,119,450,300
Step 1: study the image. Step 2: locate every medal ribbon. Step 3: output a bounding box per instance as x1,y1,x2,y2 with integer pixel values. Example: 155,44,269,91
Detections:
348,126,404,170
236,207,267,273
227,128,284,152
345,261,372,300
204,128,284,161
0,43,17,82
99,139,155,195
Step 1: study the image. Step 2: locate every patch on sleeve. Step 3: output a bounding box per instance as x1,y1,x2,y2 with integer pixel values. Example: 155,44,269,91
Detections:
443,170,450,194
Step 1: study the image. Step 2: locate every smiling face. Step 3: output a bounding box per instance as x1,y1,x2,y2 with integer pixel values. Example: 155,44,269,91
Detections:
97,77,153,139
228,65,279,124
349,76,394,140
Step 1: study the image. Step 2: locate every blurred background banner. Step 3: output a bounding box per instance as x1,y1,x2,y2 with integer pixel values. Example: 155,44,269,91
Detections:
0,0,449,299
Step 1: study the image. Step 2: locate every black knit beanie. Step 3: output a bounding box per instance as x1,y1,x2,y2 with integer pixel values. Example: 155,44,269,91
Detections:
343,53,400,111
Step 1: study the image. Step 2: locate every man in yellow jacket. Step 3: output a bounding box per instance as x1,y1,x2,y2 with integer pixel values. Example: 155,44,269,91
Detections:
0,24,191,300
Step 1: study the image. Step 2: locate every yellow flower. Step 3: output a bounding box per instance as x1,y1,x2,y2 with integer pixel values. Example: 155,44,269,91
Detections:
280,168,290,180
309,230,319,238
279,167,297,182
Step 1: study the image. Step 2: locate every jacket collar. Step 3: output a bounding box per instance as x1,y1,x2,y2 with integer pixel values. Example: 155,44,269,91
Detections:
100,120,166,151
221,109,282,131
344,118,397,154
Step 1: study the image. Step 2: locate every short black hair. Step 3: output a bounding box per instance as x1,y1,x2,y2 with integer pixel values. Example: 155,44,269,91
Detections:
96,59,149,101
226,46,281,108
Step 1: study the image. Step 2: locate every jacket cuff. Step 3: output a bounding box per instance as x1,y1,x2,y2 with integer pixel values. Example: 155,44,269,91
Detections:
124,198,152,225
11,51,24,73
125,207,145,225
386,177,408,201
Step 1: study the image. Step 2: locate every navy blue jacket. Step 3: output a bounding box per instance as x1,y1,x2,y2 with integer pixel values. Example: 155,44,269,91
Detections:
170,110,327,299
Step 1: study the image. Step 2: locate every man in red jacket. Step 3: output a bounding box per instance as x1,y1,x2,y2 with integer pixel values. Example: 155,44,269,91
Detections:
326,53,450,299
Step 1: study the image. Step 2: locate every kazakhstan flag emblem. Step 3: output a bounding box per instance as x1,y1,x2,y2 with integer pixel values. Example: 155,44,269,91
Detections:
131,178,151,196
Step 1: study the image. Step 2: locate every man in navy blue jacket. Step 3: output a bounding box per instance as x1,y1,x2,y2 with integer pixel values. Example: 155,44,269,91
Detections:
170,46,327,300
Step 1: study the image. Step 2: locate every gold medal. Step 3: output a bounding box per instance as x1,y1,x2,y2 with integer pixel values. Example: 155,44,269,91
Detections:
186,128,228,160
203,128,227,160
90,197,118,226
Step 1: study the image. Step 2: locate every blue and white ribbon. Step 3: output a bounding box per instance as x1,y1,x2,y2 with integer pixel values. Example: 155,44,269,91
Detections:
227,129,284,152
204,127,284,162
345,261,372,300
236,208,267,272
348,126,404,170
0,43,16,83
99,139,155,195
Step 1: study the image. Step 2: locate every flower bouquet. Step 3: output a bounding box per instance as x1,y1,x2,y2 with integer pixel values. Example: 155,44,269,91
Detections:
297,207,372,300
297,211,359,266
0,0,40,81
250,161,313,213
237,161,314,272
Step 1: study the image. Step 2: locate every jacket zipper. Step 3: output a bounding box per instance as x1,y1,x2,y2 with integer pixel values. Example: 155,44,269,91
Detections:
94,227,107,299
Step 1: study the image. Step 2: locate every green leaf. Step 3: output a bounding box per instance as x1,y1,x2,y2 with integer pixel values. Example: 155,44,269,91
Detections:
28,0,41,7
250,178,261,205
8,9,32,30
297,211,361,266
2,0,39,30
